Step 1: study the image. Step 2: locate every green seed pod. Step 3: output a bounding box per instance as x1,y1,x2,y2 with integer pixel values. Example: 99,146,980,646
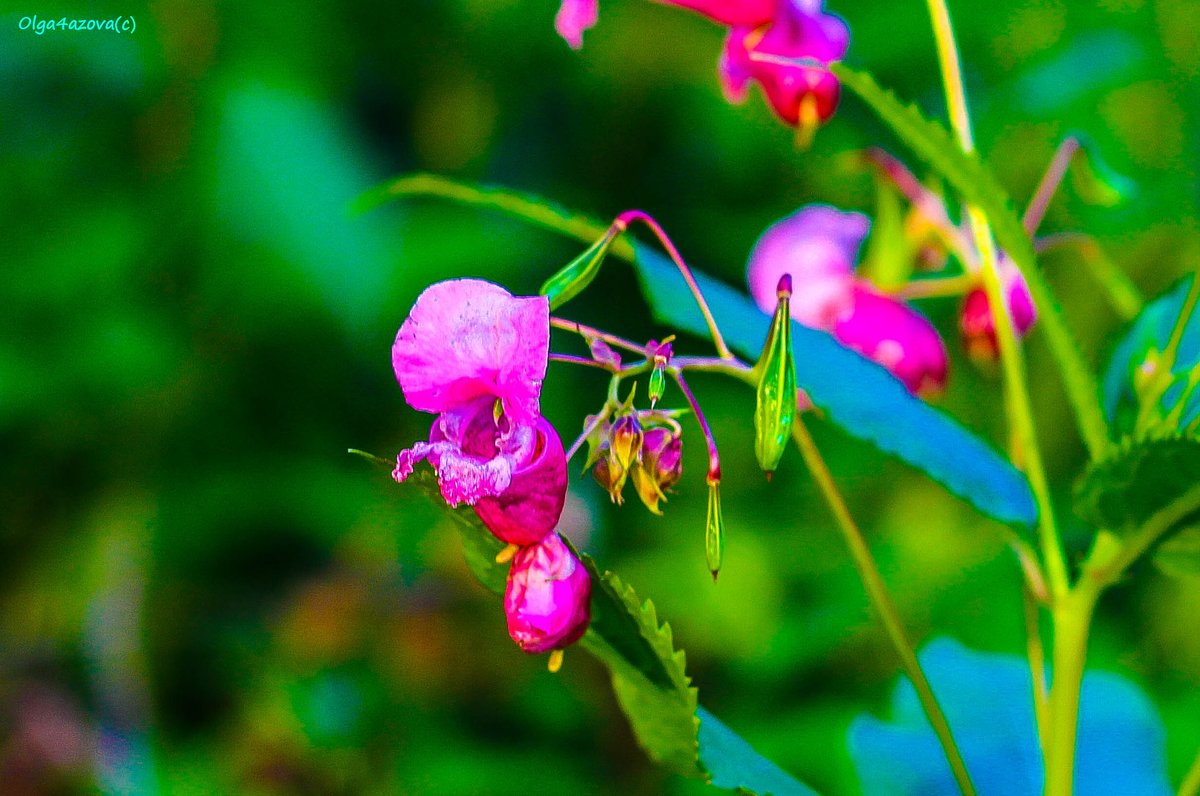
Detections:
753,274,797,476
705,479,724,581
648,366,666,407
539,226,619,310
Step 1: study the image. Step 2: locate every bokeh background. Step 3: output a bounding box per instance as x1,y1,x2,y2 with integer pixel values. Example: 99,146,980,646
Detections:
3,0,1199,792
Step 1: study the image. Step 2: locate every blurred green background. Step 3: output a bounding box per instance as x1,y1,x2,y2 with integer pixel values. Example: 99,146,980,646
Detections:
2,0,1198,793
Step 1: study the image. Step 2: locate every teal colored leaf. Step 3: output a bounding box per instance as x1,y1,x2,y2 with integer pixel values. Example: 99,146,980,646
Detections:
631,241,1037,528
849,638,1170,795
380,465,816,794
1102,276,1200,438
364,174,1037,528
834,64,1111,459
699,707,817,796
1073,434,1200,535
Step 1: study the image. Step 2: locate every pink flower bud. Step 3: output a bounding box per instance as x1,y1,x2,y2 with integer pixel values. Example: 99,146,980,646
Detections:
747,205,868,328
833,282,949,396
959,259,1038,363
720,0,849,129
504,534,592,654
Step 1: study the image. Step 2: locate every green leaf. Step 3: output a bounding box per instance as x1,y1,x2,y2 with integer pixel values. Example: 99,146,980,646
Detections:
1153,525,1200,579
833,63,1111,459
366,174,1037,529
1074,434,1200,534
858,178,913,291
383,467,816,794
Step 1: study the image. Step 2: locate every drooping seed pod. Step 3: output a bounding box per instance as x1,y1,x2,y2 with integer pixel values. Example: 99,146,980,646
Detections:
705,478,725,581
753,274,797,476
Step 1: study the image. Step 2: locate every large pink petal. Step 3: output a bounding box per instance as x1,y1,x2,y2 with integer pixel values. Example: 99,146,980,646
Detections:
833,282,948,396
393,279,549,425
659,0,775,27
474,415,567,546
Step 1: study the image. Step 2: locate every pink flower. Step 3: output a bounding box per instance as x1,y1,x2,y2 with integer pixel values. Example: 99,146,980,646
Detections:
504,534,592,654
959,258,1038,363
392,279,565,544
555,0,598,49
720,0,849,128
393,279,549,428
834,283,948,396
747,205,868,328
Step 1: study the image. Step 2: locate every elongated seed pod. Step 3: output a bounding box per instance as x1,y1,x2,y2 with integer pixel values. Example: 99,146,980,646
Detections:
754,274,797,475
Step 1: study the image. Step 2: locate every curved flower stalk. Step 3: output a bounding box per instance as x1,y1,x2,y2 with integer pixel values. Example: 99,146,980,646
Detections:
747,204,949,396
556,0,849,135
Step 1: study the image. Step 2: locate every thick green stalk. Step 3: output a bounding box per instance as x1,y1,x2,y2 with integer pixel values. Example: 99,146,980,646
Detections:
1045,585,1099,796
1179,745,1200,796
791,419,976,796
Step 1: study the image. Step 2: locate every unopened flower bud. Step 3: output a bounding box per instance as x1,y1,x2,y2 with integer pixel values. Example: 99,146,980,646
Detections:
754,274,797,476
609,414,644,472
630,428,683,514
960,258,1037,364
591,449,628,505
504,534,592,654
646,339,674,408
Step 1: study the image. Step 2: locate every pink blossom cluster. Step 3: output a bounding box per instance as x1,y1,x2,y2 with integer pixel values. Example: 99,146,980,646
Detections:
556,0,849,131
392,279,591,656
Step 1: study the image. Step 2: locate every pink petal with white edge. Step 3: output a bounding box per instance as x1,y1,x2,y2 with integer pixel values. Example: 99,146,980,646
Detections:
393,279,549,426
555,0,598,49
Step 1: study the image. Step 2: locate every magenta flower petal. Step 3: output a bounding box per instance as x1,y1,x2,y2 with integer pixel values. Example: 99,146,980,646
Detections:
723,0,849,127
393,279,549,427
659,0,775,27
555,0,598,49
394,398,536,506
833,282,949,396
505,534,592,654
747,205,869,328
474,415,568,546
960,258,1038,362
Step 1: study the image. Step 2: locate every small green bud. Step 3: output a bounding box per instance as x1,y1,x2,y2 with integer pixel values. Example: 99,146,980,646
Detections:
753,274,797,476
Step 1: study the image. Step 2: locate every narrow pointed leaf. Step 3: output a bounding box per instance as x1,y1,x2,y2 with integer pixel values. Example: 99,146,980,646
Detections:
540,226,619,310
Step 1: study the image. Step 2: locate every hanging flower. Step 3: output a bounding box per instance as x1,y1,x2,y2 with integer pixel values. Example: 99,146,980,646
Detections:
504,534,592,654
391,279,566,545
720,0,849,130
834,283,948,396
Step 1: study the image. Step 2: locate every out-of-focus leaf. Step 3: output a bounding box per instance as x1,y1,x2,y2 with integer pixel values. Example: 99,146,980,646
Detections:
833,63,1111,459
1073,434,1200,535
858,179,913,291
1153,525,1200,579
389,468,815,794
1070,134,1137,207
1102,276,1200,438
367,174,1038,529
849,638,1170,796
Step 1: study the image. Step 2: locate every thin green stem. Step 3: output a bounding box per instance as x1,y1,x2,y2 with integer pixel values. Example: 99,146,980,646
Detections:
1179,744,1200,796
1023,587,1050,761
896,273,978,300
924,0,1069,601
791,419,976,796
